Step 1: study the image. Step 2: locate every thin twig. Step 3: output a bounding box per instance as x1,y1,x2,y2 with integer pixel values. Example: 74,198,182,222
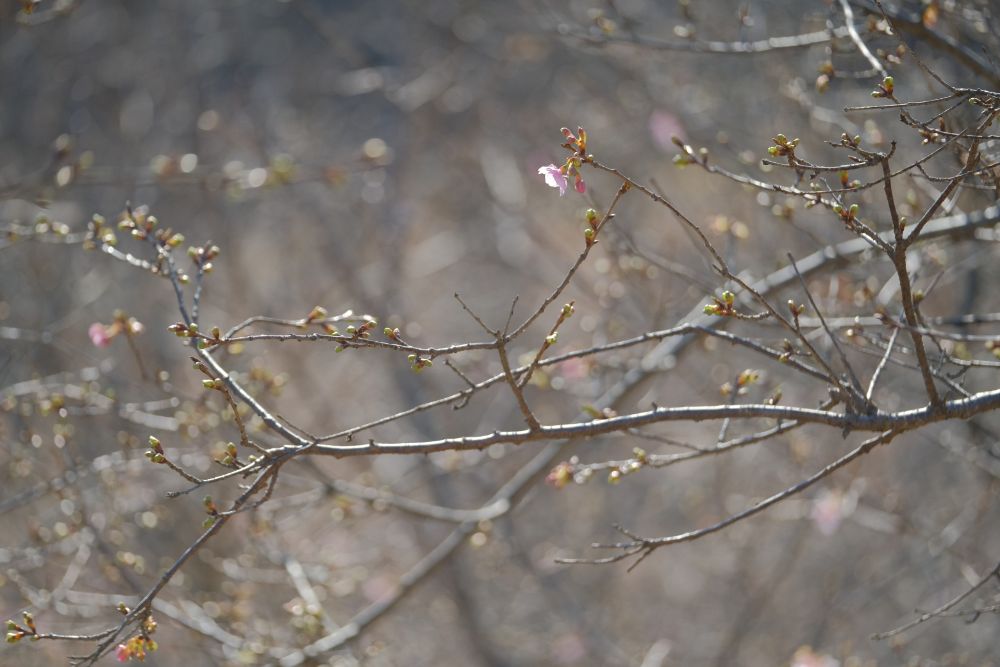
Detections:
787,252,866,400
839,0,886,78
872,557,1000,639
866,326,899,401
559,430,896,566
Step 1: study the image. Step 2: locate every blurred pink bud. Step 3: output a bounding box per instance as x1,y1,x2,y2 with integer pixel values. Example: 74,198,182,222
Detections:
545,462,573,489
89,323,112,348
116,644,130,662
648,109,686,152
792,646,839,667
811,489,851,536
551,632,587,664
574,174,586,193
538,164,568,195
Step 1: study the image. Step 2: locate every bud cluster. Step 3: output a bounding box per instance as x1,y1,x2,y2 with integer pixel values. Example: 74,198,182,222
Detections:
187,242,221,274
114,616,159,663
608,448,648,485
6,612,37,644
703,290,736,317
407,354,433,372
84,213,117,249
145,436,166,464
871,75,894,98
335,317,378,352
218,442,240,467
118,204,185,249
767,133,800,158
832,202,860,227
202,495,219,528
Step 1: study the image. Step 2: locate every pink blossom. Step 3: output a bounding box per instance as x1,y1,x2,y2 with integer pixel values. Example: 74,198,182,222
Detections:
538,164,568,195
89,323,112,348
648,109,687,152
545,462,573,489
557,358,590,381
115,643,130,662
792,646,839,667
811,489,853,536
550,632,587,664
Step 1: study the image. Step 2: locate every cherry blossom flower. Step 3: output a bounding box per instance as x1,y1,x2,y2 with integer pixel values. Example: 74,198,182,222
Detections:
115,644,130,662
89,323,112,348
538,164,568,195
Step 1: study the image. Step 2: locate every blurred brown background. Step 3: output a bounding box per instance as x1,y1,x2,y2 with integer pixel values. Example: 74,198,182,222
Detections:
3,1,1000,665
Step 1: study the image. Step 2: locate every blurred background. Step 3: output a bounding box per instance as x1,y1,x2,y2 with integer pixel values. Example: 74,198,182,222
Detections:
3,1,1000,665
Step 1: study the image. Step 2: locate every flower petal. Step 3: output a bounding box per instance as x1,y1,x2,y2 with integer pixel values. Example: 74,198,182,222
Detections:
89,323,112,348
538,164,568,195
